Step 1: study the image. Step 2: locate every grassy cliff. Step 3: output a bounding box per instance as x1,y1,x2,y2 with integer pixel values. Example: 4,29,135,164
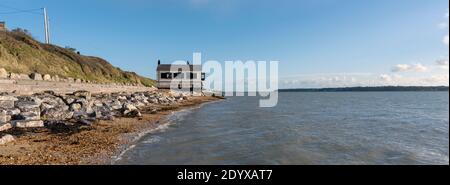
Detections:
0,29,155,87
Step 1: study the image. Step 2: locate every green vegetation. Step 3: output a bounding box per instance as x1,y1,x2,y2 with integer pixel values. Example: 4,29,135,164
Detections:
0,29,155,87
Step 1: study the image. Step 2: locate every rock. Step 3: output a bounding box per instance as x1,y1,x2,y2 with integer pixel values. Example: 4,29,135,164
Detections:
0,110,11,123
39,96,66,110
70,103,82,112
0,68,7,79
0,96,17,109
93,105,114,119
73,90,91,100
109,100,123,110
30,73,43,80
122,103,142,117
12,120,45,128
64,97,76,105
15,101,40,113
19,74,31,80
132,101,146,108
0,96,18,101
43,74,52,81
0,101,15,109
125,109,142,118
122,103,137,114
77,119,94,126
41,108,73,121
148,98,159,104
0,123,12,132
75,79,82,83
5,108,20,116
8,73,20,79
13,112,40,121
51,75,60,82
150,108,158,114
0,134,15,145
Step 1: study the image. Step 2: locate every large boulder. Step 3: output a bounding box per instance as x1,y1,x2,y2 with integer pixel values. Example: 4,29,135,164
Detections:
5,108,20,117
0,123,12,132
15,101,40,114
51,75,60,82
12,120,44,128
109,100,123,110
8,73,20,79
73,90,91,100
122,103,142,117
122,103,137,114
21,74,31,80
0,96,18,109
41,107,74,121
0,110,11,123
40,97,65,110
69,103,82,112
30,73,43,81
124,109,142,118
93,105,115,120
43,74,52,81
0,68,7,79
13,112,40,121
0,134,15,145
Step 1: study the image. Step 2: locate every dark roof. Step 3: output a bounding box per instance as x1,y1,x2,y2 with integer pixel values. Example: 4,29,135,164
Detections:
157,64,202,71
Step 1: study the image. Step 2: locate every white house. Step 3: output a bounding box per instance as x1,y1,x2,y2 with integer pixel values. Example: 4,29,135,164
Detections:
156,61,205,92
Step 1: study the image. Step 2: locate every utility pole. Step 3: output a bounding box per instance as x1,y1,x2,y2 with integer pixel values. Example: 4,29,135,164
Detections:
43,7,50,44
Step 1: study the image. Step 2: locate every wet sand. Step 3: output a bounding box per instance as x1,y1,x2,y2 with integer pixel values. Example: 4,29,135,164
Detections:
0,96,221,165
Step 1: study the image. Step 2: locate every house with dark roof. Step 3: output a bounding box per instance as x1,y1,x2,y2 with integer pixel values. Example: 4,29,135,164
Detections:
156,60,205,92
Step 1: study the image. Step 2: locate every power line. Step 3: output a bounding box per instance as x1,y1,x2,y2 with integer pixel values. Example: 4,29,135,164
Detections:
0,4,51,44
0,8,43,15
0,4,43,15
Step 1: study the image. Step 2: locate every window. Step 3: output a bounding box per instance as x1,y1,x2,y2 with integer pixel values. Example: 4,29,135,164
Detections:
189,73,198,79
160,73,172,79
174,72,185,79
201,73,206,81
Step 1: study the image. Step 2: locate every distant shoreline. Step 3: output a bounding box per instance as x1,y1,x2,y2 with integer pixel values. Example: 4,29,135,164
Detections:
279,86,449,92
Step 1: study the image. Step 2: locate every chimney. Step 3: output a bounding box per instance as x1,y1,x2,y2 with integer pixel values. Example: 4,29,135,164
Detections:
158,60,161,65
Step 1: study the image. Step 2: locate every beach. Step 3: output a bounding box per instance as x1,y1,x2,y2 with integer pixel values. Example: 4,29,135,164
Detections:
0,95,221,165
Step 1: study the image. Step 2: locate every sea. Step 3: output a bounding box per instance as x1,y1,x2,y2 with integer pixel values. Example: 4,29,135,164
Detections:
116,92,449,165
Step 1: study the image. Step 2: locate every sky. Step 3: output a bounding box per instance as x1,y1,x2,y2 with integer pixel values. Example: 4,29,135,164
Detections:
1,0,449,88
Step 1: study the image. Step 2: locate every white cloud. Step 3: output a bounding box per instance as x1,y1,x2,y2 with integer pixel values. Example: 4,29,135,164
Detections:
412,63,428,72
379,74,393,82
443,35,449,46
392,63,428,73
392,64,411,72
436,58,449,69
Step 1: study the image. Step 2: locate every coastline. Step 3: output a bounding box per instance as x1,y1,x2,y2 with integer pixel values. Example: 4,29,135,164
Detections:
0,95,222,165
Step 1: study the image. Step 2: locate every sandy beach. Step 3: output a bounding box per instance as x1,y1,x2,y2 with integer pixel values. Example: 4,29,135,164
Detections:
0,96,221,165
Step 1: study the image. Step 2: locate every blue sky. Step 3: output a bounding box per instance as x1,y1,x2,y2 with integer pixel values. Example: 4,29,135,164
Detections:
1,0,448,88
